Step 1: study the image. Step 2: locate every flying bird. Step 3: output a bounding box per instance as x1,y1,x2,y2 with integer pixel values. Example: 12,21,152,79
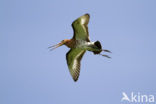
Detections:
49,13,111,82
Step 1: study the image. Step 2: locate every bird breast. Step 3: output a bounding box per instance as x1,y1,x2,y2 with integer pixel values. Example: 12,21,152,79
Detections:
76,41,95,49
65,40,91,49
65,40,100,52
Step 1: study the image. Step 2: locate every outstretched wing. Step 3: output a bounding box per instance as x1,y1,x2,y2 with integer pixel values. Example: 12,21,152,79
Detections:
72,14,90,42
66,48,86,81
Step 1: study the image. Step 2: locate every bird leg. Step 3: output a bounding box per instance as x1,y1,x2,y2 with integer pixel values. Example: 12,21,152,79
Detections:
98,49,111,58
99,54,111,58
102,49,112,53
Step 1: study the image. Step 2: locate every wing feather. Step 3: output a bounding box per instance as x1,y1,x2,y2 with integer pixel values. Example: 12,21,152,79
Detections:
66,48,86,81
72,14,90,42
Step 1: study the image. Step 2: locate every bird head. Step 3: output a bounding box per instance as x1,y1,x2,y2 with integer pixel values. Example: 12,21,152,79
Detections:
48,39,70,51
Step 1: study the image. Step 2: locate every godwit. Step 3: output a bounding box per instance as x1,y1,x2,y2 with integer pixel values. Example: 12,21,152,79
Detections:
49,13,111,81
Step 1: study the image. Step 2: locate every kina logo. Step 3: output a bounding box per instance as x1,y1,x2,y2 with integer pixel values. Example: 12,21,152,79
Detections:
121,92,155,103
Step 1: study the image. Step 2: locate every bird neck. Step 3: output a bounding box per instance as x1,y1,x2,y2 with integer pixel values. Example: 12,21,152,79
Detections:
64,39,75,48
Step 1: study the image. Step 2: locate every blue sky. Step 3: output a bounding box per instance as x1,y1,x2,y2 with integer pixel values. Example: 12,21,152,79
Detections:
1,0,156,104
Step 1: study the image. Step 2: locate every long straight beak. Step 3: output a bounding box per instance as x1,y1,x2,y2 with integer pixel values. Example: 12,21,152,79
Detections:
48,42,64,51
